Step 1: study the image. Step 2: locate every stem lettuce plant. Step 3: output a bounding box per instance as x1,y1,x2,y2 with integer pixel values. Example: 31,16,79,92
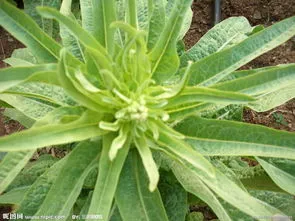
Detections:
0,0,295,220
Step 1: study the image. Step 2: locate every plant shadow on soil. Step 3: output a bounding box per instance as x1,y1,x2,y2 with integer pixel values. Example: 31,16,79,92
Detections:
0,0,294,220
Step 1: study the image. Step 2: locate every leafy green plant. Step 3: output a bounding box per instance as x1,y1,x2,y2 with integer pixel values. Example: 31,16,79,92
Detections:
0,0,295,220
272,112,288,126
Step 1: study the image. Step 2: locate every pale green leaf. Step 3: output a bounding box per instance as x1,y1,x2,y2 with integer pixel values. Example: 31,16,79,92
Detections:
249,84,295,112
3,108,35,128
213,64,295,96
7,82,75,106
0,151,34,193
115,150,169,221
155,130,215,178
60,0,84,60
172,163,232,221
23,0,61,37
35,140,101,218
181,17,252,67
16,155,67,216
158,170,188,221
166,87,255,110
0,94,55,120
147,0,166,50
0,109,104,151
134,135,159,192
80,0,93,32
188,16,295,86
176,117,295,160
256,158,295,195
149,0,193,83
190,165,283,218
0,64,57,93
0,186,29,205
37,7,108,56
87,134,130,221
0,1,61,63
91,0,116,53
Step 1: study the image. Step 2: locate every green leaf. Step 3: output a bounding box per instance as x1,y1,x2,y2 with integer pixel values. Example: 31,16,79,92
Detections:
37,7,108,57
3,48,37,67
80,0,94,32
0,108,105,151
0,186,29,205
0,64,57,93
149,0,193,83
115,150,169,221
0,94,55,120
190,165,282,218
158,170,188,221
213,64,295,96
147,0,166,50
249,84,295,112
155,129,215,177
3,108,35,128
256,158,295,195
58,50,111,113
175,117,295,160
35,140,101,218
16,155,67,216
166,87,255,110
172,163,232,221
109,206,123,221
250,190,295,217
188,16,295,86
7,82,75,106
87,134,130,221
180,17,252,67
23,0,61,37
0,1,61,63
91,0,116,54
60,0,84,60
134,135,159,192
0,151,34,193
6,154,58,192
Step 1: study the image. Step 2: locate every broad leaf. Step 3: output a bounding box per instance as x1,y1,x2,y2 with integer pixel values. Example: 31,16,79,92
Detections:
213,64,295,96
87,134,130,221
23,0,61,37
0,186,29,205
172,163,232,221
181,16,252,67
149,0,193,83
257,158,295,195
0,151,34,193
115,150,169,221
0,64,57,93
188,16,295,86
0,94,55,120
0,108,105,151
175,117,295,160
16,156,67,216
158,170,188,221
0,1,61,63
34,140,101,218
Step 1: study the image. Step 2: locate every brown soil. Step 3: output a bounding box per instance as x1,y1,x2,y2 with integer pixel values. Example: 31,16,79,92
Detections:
0,109,24,137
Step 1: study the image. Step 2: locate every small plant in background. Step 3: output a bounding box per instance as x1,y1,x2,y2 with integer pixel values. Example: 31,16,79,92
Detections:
0,0,295,220
272,112,288,126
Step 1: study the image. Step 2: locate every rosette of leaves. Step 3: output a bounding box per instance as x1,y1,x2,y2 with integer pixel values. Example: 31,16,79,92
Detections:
0,0,295,220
